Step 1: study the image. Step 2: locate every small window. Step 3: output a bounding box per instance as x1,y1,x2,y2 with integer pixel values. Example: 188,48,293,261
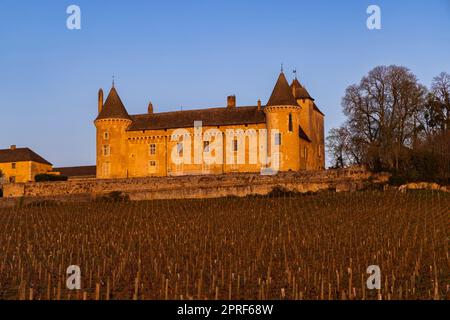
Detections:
177,143,183,157
103,145,110,156
203,141,210,153
233,139,238,152
288,114,293,132
11,162,16,169
304,147,308,159
150,144,156,155
102,162,110,176
318,145,322,157
149,160,157,173
9,176,16,183
104,132,109,140
275,133,282,146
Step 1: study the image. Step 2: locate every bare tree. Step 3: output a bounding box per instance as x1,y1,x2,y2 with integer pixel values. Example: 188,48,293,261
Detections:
430,72,450,131
328,66,450,183
326,127,347,168
341,65,426,171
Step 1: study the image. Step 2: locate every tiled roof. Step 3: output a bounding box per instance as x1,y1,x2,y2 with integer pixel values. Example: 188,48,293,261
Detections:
53,165,96,177
127,106,266,131
95,87,132,121
291,78,314,101
0,148,52,165
291,79,324,115
266,72,298,106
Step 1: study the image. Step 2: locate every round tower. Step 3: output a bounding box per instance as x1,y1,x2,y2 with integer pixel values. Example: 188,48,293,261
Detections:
94,85,132,179
264,72,301,171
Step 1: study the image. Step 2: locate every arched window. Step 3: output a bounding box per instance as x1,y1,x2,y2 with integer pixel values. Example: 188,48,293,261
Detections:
288,114,293,132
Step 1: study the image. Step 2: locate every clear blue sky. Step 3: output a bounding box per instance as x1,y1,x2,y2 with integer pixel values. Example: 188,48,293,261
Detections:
1,0,449,167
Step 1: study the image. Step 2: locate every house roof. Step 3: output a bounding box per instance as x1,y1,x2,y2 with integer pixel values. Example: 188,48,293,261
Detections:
127,106,266,131
266,72,298,106
95,87,132,121
53,165,96,177
0,148,52,165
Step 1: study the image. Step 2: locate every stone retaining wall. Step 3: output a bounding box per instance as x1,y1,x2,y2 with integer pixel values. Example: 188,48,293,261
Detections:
0,169,389,206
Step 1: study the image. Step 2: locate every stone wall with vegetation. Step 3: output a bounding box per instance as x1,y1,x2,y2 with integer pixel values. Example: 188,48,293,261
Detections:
1,169,389,205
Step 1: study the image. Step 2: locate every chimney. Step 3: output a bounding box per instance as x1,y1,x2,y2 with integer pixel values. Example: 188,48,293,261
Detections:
148,101,154,114
227,95,236,108
257,99,261,110
98,88,104,114
10,145,16,150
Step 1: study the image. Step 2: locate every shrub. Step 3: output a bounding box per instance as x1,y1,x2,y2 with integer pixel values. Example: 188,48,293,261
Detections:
96,191,130,202
388,174,408,186
34,174,68,182
268,186,302,197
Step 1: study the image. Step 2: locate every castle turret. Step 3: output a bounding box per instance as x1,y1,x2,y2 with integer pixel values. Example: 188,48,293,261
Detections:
291,77,325,170
264,72,301,171
94,85,132,179
291,78,314,138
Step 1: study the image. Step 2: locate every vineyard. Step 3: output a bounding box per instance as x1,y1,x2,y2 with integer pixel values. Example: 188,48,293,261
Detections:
0,190,448,300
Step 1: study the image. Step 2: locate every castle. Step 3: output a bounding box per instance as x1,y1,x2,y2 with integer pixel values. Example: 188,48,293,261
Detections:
94,72,325,179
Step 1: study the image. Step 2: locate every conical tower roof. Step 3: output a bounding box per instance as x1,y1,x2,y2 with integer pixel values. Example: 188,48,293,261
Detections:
291,78,314,101
95,86,131,121
266,72,298,107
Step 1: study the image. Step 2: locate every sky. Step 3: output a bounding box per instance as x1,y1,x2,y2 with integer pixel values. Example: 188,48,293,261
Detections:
0,0,449,167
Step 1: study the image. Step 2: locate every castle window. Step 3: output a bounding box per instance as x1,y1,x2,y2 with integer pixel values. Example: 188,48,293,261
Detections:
275,133,282,146
103,145,111,156
318,145,322,157
102,162,110,176
149,160,157,174
11,162,16,169
150,144,156,155
9,176,16,183
203,141,210,153
103,132,109,140
177,143,183,157
304,147,308,159
288,114,293,132
233,139,238,152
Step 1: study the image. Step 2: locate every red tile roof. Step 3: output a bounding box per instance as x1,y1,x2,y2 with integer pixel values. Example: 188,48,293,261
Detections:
53,166,96,177
127,106,266,131
266,72,298,106
95,87,132,121
0,148,52,165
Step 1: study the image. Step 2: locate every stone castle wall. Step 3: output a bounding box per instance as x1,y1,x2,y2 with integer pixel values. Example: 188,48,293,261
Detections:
1,168,389,206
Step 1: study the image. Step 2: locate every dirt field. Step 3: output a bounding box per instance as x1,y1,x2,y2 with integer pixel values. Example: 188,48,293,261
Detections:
0,190,448,300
